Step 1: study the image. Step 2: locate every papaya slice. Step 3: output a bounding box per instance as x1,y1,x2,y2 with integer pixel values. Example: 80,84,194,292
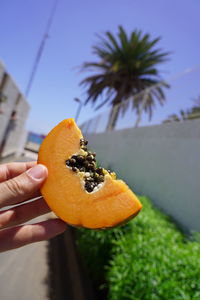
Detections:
38,118,142,229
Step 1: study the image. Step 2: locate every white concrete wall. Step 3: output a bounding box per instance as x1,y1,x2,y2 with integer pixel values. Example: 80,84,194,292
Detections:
86,119,200,232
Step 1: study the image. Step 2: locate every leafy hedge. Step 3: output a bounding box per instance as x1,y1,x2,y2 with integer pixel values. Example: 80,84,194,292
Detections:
76,197,200,300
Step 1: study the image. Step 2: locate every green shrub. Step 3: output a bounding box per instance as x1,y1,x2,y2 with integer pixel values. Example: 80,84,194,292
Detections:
76,197,200,300
76,222,131,291
107,197,200,300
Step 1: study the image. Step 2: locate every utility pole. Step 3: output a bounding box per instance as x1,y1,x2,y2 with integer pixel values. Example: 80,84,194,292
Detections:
74,98,83,122
25,0,59,98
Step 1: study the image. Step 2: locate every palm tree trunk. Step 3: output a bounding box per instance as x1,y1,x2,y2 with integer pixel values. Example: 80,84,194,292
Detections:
134,90,149,128
106,104,120,131
106,86,126,131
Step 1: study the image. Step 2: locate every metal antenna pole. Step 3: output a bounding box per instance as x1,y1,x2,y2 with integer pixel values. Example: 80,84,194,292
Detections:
25,0,59,98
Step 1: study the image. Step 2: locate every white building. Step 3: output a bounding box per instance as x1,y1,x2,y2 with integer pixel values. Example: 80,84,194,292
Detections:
0,60,29,158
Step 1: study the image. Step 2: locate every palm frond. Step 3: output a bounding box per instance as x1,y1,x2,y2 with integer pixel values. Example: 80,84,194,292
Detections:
118,25,129,51
105,31,121,53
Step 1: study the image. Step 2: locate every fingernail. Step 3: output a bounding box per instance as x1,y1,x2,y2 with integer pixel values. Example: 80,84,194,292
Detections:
27,164,47,180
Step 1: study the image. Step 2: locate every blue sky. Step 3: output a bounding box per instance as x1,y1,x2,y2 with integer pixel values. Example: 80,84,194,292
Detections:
0,0,200,134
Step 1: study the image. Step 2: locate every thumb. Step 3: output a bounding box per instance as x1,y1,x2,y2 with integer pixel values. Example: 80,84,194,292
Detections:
0,164,48,208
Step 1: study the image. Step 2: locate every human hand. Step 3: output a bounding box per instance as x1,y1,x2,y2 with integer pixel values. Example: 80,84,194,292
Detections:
0,161,66,252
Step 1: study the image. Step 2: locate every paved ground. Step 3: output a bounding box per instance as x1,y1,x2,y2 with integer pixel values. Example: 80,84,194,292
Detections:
0,151,38,163
0,226,49,300
0,155,49,300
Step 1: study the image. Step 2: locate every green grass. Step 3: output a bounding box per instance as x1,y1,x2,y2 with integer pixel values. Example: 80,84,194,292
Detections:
76,196,200,300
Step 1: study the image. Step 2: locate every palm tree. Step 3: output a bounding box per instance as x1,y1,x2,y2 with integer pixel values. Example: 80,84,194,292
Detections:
163,99,200,123
193,96,200,107
80,26,170,129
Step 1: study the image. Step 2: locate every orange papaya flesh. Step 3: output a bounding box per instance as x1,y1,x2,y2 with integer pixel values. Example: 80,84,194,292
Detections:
38,118,142,229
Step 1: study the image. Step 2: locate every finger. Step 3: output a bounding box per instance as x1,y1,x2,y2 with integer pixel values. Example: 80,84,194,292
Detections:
0,198,51,229
0,161,36,183
0,219,67,252
0,164,48,209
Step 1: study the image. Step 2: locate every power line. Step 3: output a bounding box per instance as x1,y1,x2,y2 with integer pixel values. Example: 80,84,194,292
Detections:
25,0,59,98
